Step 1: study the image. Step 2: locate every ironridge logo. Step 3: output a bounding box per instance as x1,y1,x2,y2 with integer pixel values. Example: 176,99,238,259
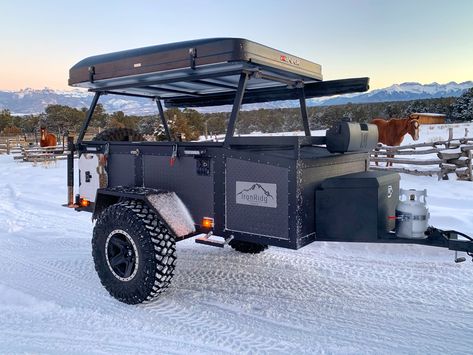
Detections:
236,181,277,208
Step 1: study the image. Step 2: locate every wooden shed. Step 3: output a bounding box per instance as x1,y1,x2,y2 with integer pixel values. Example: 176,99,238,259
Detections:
409,113,446,124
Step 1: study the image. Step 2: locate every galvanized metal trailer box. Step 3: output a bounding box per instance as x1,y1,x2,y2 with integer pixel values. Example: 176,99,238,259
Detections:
93,137,369,250
211,138,368,249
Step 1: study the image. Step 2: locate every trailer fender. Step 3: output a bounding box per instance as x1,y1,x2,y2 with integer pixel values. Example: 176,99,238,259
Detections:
93,187,196,238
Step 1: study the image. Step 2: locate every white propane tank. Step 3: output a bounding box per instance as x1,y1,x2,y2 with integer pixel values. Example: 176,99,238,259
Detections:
395,189,430,239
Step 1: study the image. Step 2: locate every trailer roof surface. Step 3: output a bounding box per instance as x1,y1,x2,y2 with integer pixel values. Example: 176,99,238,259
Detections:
69,38,369,107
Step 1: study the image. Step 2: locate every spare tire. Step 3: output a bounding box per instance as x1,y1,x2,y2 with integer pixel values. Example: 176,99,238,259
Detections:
93,128,144,142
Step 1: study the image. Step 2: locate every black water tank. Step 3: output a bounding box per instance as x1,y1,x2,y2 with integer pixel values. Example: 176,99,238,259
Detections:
326,121,378,153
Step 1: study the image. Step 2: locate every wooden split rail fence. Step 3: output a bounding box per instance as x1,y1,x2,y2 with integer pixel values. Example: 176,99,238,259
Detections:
1,135,78,162
370,128,473,181
11,145,77,163
0,137,27,155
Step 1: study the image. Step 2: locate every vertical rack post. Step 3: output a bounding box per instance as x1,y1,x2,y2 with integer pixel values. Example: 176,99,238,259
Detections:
156,98,172,141
298,87,311,137
77,92,101,143
224,72,249,147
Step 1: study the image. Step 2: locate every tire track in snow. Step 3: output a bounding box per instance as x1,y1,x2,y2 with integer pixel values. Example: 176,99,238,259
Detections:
2,153,473,353
2,237,473,354
173,242,473,353
0,239,298,354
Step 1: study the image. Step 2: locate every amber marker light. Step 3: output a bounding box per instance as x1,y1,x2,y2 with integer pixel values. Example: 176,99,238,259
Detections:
79,198,90,208
202,217,214,229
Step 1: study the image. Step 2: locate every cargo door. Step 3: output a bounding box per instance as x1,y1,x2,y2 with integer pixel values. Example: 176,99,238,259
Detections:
225,157,289,240
79,153,107,202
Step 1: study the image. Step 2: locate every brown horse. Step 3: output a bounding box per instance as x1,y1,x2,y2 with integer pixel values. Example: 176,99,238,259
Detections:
40,127,57,147
370,117,420,166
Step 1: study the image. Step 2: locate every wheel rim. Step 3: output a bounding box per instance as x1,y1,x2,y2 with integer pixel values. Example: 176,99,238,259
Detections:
105,229,139,282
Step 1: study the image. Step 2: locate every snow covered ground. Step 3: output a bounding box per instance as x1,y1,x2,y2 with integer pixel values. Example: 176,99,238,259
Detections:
1,123,473,354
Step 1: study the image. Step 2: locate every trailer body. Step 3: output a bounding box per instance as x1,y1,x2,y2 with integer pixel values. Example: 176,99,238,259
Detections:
67,38,473,304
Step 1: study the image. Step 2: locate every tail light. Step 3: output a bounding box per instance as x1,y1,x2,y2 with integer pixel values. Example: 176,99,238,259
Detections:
79,197,90,208
202,217,214,229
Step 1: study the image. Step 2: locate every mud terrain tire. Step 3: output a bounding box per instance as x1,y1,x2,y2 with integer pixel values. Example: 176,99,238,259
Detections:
229,240,268,254
92,200,176,304
93,128,144,142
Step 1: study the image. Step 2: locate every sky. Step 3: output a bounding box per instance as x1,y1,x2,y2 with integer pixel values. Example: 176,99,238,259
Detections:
0,0,472,91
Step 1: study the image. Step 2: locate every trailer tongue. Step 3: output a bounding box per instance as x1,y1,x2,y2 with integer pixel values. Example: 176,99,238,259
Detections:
67,38,473,304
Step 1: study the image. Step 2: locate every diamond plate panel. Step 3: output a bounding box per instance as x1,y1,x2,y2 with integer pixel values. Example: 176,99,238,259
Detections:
226,158,289,239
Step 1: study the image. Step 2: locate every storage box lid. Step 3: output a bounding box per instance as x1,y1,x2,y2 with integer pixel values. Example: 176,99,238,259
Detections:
320,171,400,189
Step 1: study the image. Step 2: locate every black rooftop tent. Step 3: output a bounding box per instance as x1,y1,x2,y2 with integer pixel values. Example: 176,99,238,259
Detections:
69,38,369,108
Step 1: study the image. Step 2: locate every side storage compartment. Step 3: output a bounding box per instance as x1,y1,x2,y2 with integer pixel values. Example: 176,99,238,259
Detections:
315,171,400,242
225,157,290,241
79,153,107,203
222,147,369,249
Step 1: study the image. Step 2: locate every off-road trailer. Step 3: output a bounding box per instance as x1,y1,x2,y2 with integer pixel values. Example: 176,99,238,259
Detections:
67,38,473,304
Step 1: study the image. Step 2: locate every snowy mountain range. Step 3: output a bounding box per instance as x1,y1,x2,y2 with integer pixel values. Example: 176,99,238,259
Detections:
0,88,155,116
1,81,471,115
311,81,473,106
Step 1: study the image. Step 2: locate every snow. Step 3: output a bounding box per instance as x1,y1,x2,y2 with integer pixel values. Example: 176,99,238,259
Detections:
147,192,196,237
1,123,473,353
376,81,473,96
403,122,472,145
411,112,446,117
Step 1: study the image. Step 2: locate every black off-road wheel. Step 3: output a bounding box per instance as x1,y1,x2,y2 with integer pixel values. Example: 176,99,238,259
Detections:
92,199,176,304
229,240,268,254
93,128,144,142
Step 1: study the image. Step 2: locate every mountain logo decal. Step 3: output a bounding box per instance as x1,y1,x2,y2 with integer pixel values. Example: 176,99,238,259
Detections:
236,181,277,208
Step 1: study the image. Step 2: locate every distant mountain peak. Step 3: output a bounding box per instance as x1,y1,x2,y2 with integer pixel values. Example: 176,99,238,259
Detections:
398,81,422,86
308,80,473,107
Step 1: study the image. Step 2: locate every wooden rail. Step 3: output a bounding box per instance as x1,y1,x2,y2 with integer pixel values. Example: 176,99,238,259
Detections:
12,145,74,162
370,128,473,181
0,134,37,155
1,133,80,162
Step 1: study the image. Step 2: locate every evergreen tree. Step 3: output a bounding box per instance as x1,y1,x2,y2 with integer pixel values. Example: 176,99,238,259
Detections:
161,108,203,141
451,87,473,122
91,104,108,128
108,111,140,129
18,115,40,133
44,105,85,134
0,109,13,132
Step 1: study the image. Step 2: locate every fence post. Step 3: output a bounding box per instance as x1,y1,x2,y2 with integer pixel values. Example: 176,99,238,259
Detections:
469,149,473,182
6,139,10,155
67,136,75,206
